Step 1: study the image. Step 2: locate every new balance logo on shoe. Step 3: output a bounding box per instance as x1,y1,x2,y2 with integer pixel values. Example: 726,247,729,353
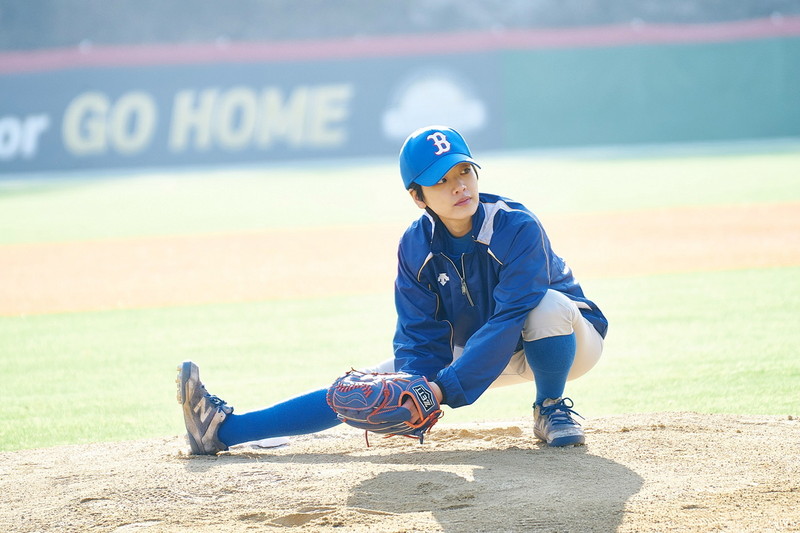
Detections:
192,389,218,423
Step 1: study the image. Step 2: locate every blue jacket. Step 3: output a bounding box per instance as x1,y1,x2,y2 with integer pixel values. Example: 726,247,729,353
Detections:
393,193,608,408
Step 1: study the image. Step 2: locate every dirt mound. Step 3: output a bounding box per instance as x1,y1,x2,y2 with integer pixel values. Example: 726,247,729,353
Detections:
2,412,798,532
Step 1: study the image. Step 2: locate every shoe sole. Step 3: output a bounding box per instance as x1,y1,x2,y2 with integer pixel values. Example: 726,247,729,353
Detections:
175,361,204,454
548,434,585,447
534,428,586,447
176,361,194,405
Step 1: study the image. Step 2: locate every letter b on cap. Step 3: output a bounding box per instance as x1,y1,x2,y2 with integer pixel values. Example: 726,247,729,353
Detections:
426,132,451,155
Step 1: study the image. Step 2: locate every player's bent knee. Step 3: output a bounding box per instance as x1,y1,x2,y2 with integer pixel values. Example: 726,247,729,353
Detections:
567,319,604,381
567,337,603,381
520,290,605,381
522,290,579,342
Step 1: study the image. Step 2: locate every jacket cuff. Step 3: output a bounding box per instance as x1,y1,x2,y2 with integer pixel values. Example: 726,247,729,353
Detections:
431,380,447,405
434,367,467,408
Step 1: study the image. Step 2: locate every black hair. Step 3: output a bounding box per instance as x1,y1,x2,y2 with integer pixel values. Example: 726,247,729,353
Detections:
407,163,479,204
408,182,425,202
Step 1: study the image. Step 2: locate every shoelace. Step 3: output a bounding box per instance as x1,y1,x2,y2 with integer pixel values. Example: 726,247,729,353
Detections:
206,394,227,408
203,391,233,414
540,398,584,426
197,383,226,408
196,380,232,414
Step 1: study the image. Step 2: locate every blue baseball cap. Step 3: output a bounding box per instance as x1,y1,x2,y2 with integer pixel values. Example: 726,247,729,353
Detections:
399,126,480,189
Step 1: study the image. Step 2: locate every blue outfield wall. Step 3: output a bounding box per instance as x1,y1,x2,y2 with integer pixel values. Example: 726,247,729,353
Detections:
1,19,799,175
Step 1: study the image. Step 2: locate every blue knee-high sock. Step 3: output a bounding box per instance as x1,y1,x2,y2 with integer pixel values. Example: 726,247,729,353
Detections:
217,387,340,446
523,333,576,406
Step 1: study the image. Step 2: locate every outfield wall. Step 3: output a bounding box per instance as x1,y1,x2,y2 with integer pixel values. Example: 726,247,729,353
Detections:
1,17,799,174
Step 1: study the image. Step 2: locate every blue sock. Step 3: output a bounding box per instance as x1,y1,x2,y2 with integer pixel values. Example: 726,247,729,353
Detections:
217,387,340,446
523,333,576,406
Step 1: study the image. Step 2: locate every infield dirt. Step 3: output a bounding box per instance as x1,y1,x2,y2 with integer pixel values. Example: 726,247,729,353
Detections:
1,413,798,532
2,203,799,315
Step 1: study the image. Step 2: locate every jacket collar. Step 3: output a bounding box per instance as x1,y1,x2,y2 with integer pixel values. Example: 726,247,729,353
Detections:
425,197,486,254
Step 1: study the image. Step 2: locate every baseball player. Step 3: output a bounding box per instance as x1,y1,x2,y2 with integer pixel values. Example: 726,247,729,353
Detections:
178,125,607,454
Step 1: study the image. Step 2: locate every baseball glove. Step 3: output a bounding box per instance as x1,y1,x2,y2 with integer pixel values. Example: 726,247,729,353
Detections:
326,370,443,444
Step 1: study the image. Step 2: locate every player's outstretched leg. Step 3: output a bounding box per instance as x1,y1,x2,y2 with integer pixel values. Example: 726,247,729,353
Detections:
533,397,585,447
176,360,233,455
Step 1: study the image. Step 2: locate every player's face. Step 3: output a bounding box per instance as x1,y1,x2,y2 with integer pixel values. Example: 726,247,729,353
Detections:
411,162,480,237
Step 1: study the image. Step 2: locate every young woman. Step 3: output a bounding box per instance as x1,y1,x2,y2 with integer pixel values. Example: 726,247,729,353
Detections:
178,125,608,453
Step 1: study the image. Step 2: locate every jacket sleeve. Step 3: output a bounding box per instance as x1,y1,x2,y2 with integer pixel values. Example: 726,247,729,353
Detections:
392,246,455,380
434,218,552,407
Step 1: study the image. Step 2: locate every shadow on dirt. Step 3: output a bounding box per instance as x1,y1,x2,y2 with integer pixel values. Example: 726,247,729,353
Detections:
347,446,642,532
190,442,643,532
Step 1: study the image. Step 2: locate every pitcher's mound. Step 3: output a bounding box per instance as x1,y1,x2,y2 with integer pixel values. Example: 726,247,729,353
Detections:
1,412,798,532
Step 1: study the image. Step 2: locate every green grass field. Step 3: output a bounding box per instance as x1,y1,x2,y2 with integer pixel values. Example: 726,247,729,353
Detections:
1,149,799,452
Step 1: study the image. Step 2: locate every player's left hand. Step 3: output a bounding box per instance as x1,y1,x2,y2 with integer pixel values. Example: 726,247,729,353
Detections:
326,370,443,443
402,381,442,424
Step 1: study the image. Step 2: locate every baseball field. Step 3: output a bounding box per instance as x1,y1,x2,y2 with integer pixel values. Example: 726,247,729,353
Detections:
1,147,799,531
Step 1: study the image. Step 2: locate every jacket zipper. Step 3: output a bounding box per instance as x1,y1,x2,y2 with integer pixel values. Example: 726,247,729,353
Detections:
441,253,475,307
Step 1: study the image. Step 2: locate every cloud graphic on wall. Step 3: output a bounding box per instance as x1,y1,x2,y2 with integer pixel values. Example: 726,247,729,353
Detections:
382,70,488,140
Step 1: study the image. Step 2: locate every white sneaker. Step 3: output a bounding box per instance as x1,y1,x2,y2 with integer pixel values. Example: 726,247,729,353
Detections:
533,397,585,447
